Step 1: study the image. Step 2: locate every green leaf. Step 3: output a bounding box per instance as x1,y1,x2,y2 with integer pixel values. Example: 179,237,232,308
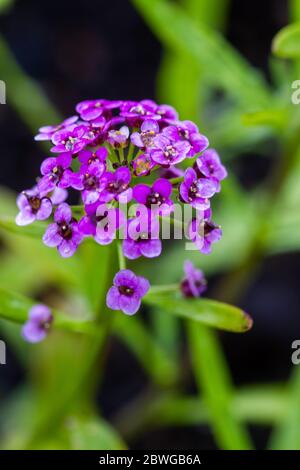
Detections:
0,287,96,336
242,108,288,129
67,416,127,450
144,292,252,333
0,216,46,239
272,22,300,58
187,322,252,449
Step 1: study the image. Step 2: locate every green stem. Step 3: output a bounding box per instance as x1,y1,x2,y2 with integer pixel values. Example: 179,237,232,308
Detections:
117,242,126,270
169,176,184,185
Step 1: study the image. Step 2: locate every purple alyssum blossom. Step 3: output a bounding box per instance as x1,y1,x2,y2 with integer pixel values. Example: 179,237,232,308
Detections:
188,216,222,254
107,126,129,148
43,203,83,257
16,187,52,226
22,304,53,343
79,202,124,245
122,213,162,260
131,119,159,149
74,162,106,204
180,260,207,298
106,269,150,315
51,125,88,154
133,178,173,215
78,147,108,166
194,149,227,183
76,99,122,122
132,153,155,176
180,168,218,210
38,152,74,195
34,116,78,142
151,134,190,166
99,167,132,203
163,121,209,157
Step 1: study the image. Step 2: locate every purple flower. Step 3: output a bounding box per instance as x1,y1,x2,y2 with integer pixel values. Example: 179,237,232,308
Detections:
49,187,68,205
22,304,53,343
180,260,207,298
180,168,218,210
43,203,83,257
51,125,88,154
120,100,160,126
76,99,122,121
156,104,178,123
163,121,209,157
159,166,184,180
78,147,108,166
132,153,155,176
106,269,150,315
34,116,78,141
131,119,159,149
75,162,106,204
188,216,222,254
107,126,129,148
150,134,190,166
133,178,173,215
38,152,74,195
122,214,162,260
16,187,52,226
99,167,133,203
194,149,227,182
79,203,124,245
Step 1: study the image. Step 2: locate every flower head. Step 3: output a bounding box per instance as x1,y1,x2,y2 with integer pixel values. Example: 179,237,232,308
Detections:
34,116,78,142
133,178,173,215
78,147,108,167
76,162,106,204
122,214,162,260
38,152,74,195
79,202,124,245
22,304,53,343
180,168,218,210
180,260,207,298
43,203,83,257
163,121,209,157
131,119,159,149
151,134,190,166
51,125,88,154
188,216,222,254
107,126,129,148
100,167,132,203
106,269,150,315
194,149,227,182
16,187,52,226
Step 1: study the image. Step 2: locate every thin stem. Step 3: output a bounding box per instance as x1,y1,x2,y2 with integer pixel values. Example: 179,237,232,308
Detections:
170,176,184,185
127,142,135,162
117,242,126,270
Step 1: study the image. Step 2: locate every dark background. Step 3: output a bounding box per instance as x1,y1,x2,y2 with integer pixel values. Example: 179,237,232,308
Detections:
0,0,298,449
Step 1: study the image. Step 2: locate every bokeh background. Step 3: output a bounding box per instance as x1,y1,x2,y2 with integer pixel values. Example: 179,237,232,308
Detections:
1,0,300,450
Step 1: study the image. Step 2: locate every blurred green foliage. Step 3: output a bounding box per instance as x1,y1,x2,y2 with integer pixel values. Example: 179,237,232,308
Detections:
0,0,300,450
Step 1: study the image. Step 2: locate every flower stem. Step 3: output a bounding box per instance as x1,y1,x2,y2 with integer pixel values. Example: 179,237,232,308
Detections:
117,242,126,270
127,142,135,162
170,176,184,185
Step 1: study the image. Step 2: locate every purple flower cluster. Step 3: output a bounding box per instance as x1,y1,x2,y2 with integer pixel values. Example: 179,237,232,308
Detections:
17,98,227,317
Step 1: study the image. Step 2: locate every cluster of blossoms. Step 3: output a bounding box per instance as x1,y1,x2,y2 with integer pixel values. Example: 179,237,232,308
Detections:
17,98,227,323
